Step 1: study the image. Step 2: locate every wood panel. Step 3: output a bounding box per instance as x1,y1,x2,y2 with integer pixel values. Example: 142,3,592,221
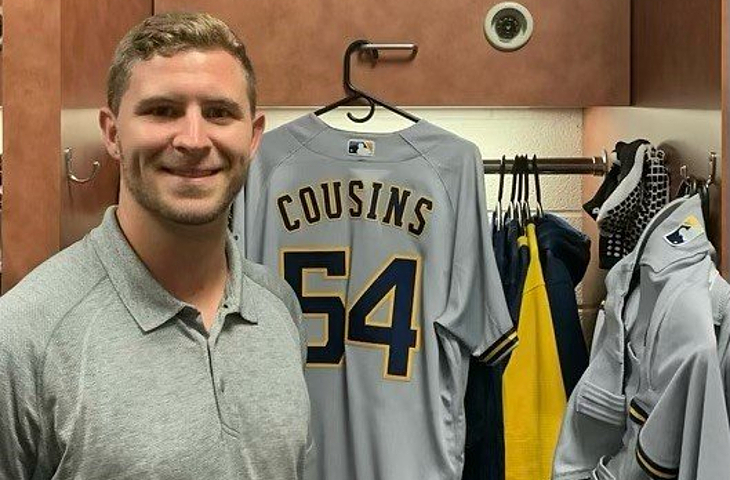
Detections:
155,0,630,107
2,0,62,292
59,0,149,245
62,0,152,107
722,0,729,275
633,0,721,108
0,1,3,103
1,0,149,291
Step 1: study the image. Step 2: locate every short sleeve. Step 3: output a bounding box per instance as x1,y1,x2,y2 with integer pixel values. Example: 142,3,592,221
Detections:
434,147,517,365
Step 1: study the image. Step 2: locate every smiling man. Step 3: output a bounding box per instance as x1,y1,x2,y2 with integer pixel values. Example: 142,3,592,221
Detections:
0,12,312,480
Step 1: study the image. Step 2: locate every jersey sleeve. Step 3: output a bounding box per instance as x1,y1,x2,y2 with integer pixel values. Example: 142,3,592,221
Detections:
434,147,517,365
0,302,43,480
634,292,730,480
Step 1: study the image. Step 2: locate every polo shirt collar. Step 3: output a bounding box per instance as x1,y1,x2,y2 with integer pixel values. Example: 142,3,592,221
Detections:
90,207,258,332
90,207,186,332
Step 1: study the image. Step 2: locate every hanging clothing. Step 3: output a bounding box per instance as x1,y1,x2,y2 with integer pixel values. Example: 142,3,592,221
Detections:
553,195,730,480
234,113,517,480
463,362,506,480
463,216,529,480
493,213,510,283
503,222,566,480
536,213,591,397
583,151,622,220
505,218,531,325
710,270,730,420
596,143,670,269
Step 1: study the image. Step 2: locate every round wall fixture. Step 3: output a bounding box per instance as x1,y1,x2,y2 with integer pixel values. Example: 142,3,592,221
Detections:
484,2,534,52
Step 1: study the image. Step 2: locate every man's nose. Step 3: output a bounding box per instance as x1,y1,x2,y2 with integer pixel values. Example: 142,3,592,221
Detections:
172,108,213,154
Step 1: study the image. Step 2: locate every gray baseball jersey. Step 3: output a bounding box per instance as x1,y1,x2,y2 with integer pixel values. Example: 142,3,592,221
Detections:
710,269,730,421
553,195,730,480
232,113,516,480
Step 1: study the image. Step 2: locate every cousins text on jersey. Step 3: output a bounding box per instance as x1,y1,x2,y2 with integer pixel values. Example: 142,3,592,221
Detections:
276,180,434,236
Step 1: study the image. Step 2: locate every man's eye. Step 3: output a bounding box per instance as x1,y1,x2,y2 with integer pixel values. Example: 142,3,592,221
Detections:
205,107,232,119
149,106,177,117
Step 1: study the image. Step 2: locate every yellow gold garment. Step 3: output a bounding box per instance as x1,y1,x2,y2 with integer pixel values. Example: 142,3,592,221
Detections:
503,222,566,480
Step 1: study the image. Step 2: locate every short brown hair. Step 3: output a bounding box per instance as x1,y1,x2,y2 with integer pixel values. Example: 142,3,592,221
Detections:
106,11,257,115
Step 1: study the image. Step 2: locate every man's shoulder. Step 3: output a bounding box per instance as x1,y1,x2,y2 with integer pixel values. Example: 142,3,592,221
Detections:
239,257,302,323
0,236,107,342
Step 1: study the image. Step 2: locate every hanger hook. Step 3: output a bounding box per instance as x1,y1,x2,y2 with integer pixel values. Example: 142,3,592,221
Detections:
680,164,688,180
346,97,377,123
342,39,420,123
342,40,376,122
343,39,371,94
65,147,101,184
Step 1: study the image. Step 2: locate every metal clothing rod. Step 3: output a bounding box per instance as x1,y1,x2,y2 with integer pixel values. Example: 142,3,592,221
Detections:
483,153,609,176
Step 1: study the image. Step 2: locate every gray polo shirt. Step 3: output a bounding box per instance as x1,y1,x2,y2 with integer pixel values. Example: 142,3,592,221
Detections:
0,207,313,480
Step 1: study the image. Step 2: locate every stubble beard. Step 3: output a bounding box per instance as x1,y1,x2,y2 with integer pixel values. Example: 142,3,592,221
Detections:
119,146,248,226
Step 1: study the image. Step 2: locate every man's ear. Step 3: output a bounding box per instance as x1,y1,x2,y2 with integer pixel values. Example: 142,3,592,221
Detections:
99,107,122,161
249,111,266,157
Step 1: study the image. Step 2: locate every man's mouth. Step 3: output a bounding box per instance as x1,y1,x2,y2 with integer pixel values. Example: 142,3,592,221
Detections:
164,168,221,178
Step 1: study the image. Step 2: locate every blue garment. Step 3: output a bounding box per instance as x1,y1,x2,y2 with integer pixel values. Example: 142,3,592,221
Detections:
536,213,591,397
504,219,530,324
463,218,529,480
463,362,505,480
493,217,509,289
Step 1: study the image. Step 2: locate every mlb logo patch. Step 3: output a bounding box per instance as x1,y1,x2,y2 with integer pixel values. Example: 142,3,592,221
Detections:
664,214,704,246
347,139,375,157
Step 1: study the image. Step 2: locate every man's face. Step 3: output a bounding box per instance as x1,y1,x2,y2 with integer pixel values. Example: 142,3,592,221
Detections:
102,49,264,226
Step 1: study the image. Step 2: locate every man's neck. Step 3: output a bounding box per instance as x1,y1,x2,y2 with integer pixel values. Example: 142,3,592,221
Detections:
115,204,230,314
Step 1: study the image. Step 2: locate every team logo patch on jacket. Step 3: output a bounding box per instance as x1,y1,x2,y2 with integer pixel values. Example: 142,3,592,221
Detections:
664,215,704,246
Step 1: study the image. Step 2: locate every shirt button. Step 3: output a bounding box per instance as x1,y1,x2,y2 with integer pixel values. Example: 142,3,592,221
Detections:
219,379,225,393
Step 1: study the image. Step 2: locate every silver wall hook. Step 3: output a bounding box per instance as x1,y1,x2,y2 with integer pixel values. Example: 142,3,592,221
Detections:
707,151,717,186
65,147,101,184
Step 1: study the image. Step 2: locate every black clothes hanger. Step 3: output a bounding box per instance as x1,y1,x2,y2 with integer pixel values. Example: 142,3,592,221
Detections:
508,155,530,229
520,155,532,226
512,155,525,227
494,155,507,230
507,155,519,225
314,40,420,123
531,155,543,219
676,165,693,198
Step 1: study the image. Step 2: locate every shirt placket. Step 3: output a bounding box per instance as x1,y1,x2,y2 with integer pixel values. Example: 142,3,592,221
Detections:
206,306,240,437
